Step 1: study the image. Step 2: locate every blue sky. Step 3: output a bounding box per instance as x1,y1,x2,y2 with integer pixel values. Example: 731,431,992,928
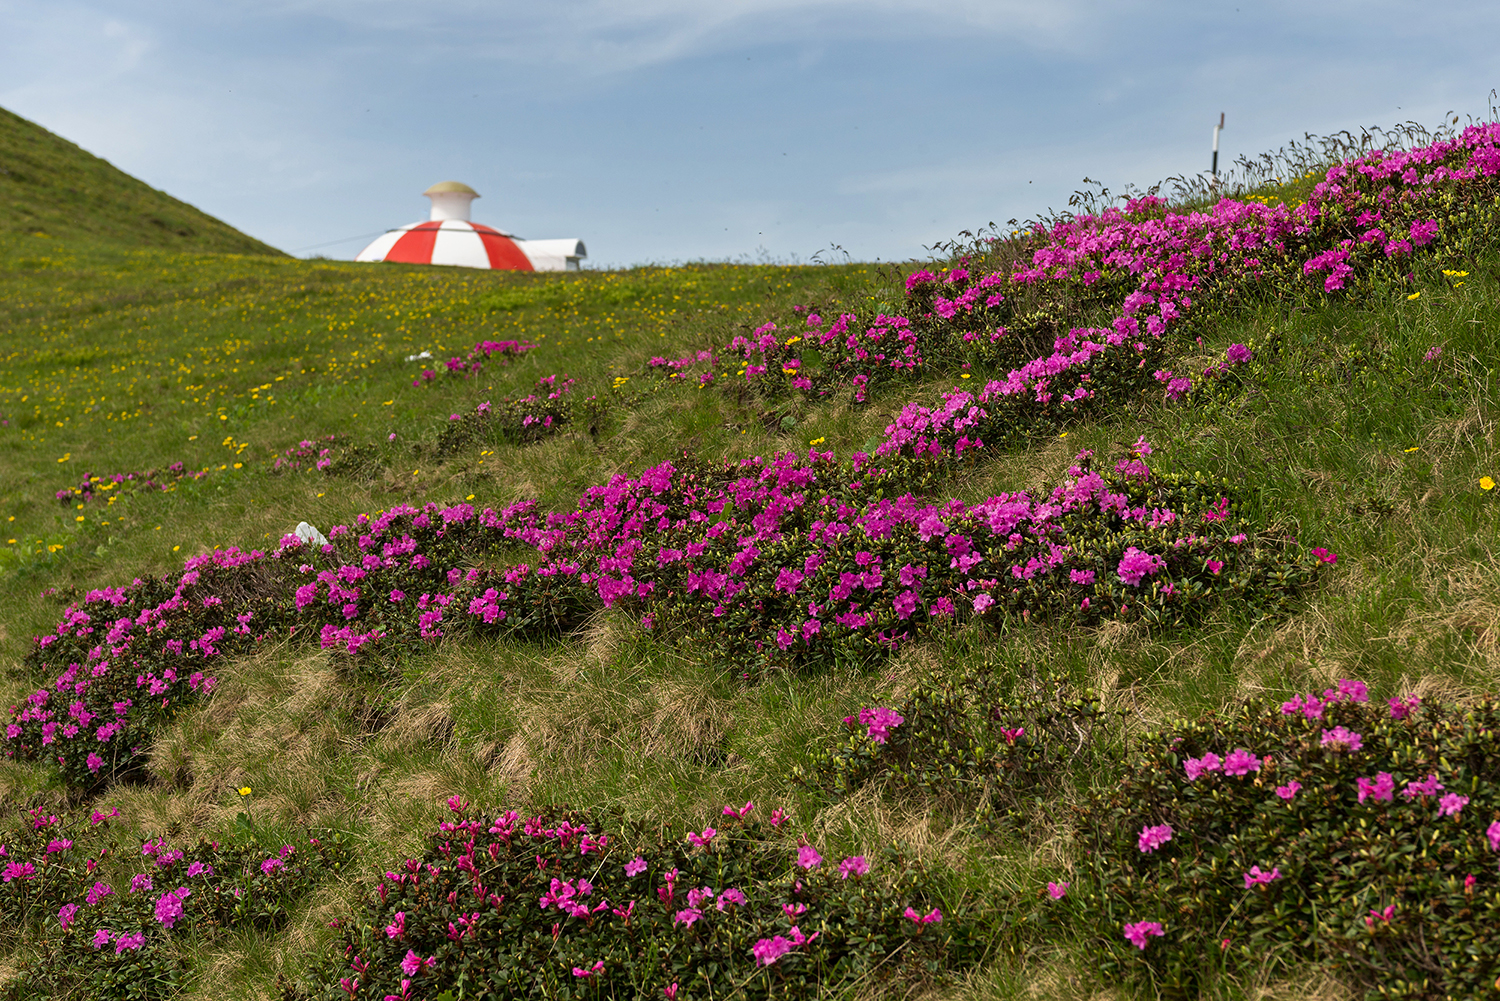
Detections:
3,0,1498,267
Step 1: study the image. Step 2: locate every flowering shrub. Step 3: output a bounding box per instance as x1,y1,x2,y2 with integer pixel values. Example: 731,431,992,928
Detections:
796,668,1114,831
434,376,602,455
716,125,1500,436
7,434,1323,788
269,434,383,479
287,800,982,1001
411,339,533,388
1067,682,1500,999
0,806,351,1000
55,463,208,508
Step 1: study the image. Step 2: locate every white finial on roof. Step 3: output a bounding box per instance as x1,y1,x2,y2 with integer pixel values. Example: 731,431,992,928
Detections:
424,181,479,222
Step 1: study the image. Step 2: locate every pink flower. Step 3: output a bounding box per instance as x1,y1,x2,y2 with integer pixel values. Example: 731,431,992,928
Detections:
839,856,869,879
686,827,716,848
92,928,113,948
1137,823,1173,853
385,911,406,939
1356,772,1395,803
770,808,790,827
58,903,78,929
664,984,679,1000
1488,821,1500,852
572,961,605,978
1047,881,1069,900
858,706,905,744
1438,793,1469,817
1116,547,1166,587
904,906,943,925
400,950,435,976
1122,920,1165,950
624,856,647,877
1388,694,1421,720
796,844,823,870
752,935,793,966
1275,781,1302,801
1183,753,1222,781
1400,773,1444,800
154,886,192,929
1243,866,1281,888
1222,748,1261,776
1311,547,1338,564
114,931,146,954
721,800,754,820
1320,726,1363,752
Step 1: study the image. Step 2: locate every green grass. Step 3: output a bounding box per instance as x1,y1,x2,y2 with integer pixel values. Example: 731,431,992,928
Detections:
1,110,1499,1001
0,106,283,255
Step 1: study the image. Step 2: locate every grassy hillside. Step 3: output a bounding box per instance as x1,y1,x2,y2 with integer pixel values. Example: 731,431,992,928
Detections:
0,119,1498,1001
0,105,283,255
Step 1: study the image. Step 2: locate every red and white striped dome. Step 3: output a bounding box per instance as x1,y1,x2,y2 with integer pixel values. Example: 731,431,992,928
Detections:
355,181,585,272
356,219,536,270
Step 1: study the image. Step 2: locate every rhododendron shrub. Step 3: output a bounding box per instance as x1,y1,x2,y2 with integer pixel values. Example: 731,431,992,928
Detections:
288,804,980,1001
0,807,351,1000
797,669,1113,831
717,124,1500,427
434,375,602,454
8,436,1322,789
1068,685,1500,999
56,462,208,507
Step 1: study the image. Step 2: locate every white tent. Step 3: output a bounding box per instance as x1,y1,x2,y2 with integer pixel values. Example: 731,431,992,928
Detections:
355,182,586,272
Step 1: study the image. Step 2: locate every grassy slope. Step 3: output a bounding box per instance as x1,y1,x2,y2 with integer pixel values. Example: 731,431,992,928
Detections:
0,152,1497,997
0,105,283,255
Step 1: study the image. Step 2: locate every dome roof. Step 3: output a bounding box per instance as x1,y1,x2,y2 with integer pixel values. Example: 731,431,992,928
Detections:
354,181,586,271
355,220,535,270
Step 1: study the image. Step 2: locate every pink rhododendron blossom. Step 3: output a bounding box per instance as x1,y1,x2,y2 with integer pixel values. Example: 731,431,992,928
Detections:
1438,793,1469,817
1389,694,1421,720
1183,752,1222,780
796,844,823,869
1275,781,1302,801
1137,823,1173,853
839,856,869,879
1123,920,1165,950
624,856,647,877
1356,772,1395,803
857,706,905,744
1116,547,1166,587
1047,881,1069,900
904,906,942,924
1243,866,1281,888
1222,748,1261,776
1320,727,1363,752
752,935,793,966
154,886,191,929
1401,774,1444,799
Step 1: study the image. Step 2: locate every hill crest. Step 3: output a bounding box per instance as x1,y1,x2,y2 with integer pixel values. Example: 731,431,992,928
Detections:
0,105,284,256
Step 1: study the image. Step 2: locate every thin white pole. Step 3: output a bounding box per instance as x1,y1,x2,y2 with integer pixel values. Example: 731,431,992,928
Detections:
1212,112,1225,183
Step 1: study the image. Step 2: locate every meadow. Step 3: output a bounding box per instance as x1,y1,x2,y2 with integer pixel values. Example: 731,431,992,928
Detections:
1,109,1498,1001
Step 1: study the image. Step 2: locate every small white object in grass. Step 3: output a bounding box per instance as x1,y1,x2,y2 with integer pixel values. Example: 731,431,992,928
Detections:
405,351,433,362
294,522,329,547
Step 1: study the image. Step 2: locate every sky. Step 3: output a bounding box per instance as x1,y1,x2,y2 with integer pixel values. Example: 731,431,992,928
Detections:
2,1,1498,267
